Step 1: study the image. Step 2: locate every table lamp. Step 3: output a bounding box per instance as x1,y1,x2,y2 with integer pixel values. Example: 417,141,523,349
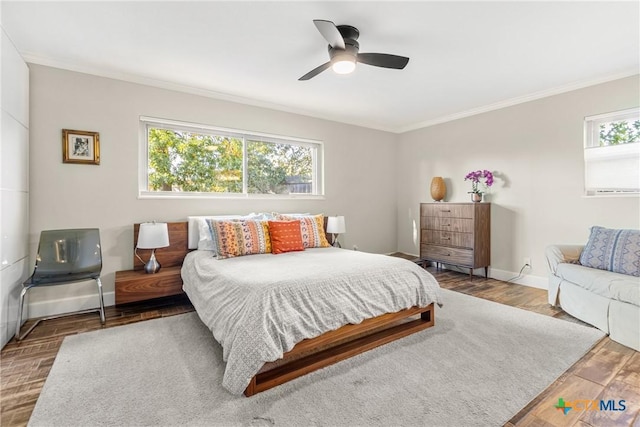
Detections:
326,216,346,248
136,222,170,273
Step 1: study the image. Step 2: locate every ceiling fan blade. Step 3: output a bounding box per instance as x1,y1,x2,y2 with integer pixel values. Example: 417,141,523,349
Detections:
298,61,332,81
313,20,346,50
357,53,409,69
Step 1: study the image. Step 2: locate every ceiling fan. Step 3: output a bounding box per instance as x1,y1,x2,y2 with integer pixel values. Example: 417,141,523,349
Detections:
299,20,410,81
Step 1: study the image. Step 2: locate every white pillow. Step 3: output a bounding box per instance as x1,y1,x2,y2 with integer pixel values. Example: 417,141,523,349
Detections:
197,218,217,251
271,212,310,217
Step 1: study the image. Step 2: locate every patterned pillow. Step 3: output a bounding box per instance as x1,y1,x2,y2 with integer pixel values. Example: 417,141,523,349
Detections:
275,214,330,248
579,226,640,277
197,216,243,251
268,220,305,254
206,219,272,259
193,213,272,251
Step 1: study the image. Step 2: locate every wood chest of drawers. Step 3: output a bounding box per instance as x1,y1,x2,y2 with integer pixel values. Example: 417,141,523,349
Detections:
420,203,491,277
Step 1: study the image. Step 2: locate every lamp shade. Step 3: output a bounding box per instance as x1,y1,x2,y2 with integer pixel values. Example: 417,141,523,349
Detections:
326,216,346,234
137,222,170,249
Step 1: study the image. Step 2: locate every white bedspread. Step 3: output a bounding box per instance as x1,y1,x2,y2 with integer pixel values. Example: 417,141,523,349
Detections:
181,248,443,395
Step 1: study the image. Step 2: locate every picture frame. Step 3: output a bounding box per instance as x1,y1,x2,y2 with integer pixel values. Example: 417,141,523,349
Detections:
62,129,100,165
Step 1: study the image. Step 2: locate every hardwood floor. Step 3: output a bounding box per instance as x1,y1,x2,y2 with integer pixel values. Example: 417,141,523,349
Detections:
1,267,638,426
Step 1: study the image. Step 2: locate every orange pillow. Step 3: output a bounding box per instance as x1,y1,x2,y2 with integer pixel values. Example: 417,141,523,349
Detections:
275,214,331,248
268,220,305,254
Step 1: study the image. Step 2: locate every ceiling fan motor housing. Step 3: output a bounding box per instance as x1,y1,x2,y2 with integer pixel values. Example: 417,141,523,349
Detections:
328,25,360,61
337,25,360,41
329,42,359,60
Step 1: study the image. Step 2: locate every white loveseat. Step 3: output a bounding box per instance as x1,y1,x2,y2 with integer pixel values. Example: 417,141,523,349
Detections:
546,227,640,351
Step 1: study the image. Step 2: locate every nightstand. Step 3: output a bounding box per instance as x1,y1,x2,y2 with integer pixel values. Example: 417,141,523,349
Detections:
115,266,184,305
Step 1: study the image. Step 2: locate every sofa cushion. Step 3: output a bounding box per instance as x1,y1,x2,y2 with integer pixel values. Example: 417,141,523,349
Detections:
579,226,640,277
556,263,640,306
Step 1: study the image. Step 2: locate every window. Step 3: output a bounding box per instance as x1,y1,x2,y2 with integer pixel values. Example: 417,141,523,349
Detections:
584,108,640,196
139,117,323,198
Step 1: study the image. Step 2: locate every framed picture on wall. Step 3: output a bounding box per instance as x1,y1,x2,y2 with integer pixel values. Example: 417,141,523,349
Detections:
62,129,100,165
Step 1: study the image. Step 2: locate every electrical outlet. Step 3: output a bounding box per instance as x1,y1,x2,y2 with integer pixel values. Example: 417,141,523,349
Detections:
523,257,531,268
353,245,358,251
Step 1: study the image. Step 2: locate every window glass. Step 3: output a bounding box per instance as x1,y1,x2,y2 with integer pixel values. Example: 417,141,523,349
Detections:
140,118,323,198
147,128,243,193
247,140,314,194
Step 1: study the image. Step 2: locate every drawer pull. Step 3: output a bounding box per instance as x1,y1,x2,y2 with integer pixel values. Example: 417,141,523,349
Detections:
443,237,451,240
441,210,451,212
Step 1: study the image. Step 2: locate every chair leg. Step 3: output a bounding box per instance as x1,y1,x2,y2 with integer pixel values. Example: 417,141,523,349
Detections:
95,278,106,324
15,286,29,341
15,280,105,341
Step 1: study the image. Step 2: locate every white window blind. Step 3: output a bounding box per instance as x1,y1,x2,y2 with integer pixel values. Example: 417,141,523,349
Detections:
584,108,640,195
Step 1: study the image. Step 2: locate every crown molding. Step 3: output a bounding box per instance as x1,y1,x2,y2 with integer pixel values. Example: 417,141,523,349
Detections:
397,70,639,134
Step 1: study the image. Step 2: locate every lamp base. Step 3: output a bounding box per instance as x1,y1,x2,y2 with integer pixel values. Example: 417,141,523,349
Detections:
144,250,162,274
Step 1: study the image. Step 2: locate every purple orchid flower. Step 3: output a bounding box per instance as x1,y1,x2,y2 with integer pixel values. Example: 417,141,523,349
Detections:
464,170,494,193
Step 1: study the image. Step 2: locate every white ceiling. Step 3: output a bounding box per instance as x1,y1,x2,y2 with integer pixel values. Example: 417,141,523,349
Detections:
2,1,639,133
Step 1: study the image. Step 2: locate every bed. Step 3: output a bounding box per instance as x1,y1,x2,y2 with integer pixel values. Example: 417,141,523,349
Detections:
136,218,442,396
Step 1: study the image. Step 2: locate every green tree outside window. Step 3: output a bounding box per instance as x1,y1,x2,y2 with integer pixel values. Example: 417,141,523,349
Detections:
147,128,314,194
599,119,640,146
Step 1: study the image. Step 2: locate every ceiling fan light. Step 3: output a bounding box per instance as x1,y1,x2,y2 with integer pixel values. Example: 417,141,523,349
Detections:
332,58,356,74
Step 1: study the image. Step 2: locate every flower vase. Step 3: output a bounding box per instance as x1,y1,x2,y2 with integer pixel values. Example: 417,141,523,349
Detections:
430,177,446,202
471,193,482,202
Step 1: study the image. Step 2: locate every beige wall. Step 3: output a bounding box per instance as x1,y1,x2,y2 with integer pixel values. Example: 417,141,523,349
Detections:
28,65,398,316
24,65,640,316
396,75,640,287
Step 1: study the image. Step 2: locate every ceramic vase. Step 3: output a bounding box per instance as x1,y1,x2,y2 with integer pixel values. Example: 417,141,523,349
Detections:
471,193,482,202
430,177,446,201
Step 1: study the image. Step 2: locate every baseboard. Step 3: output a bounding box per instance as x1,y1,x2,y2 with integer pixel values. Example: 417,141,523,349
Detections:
26,292,115,319
421,261,548,290
489,268,547,290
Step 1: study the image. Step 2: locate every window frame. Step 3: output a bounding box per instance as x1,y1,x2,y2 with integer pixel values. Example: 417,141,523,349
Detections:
138,116,324,199
583,108,640,197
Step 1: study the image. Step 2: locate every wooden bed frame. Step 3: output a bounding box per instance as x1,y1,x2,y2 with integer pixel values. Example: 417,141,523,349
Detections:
133,220,436,397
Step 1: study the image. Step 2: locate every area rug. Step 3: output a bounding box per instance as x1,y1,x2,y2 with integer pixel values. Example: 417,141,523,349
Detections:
28,289,604,427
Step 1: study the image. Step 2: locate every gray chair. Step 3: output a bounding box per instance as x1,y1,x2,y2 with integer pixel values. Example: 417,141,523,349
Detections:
16,228,106,341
